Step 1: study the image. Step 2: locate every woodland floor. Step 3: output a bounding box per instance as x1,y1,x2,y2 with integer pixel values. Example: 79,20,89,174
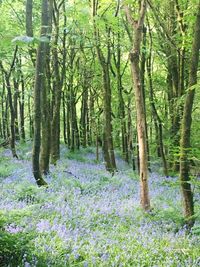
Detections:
0,142,200,267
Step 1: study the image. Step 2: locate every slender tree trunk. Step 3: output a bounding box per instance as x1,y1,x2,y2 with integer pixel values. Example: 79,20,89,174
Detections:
125,1,150,211
32,0,50,186
0,119,2,139
13,76,20,140
62,91,67,144
1,72,6,139
51,1,64,163
92,0,117,173
140,26,151,171
88,89,95,146
28,94,33,139
114,31,129,163
179,2,200,227
66,94,71,148
0,46,18,158
69,62,76,151
5,77,18,158
19,60,26,141
26,0,36,66
61,1,67,147
80,74,89,148
102,65,117,172
5,97,10,139
127,99,136,170
147,26,168,177
40,0,53,174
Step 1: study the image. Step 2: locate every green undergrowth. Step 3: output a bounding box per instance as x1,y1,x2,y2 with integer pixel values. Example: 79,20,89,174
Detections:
64,147,96,163
65,150,87,162
0,204,200,267
0,155,20,179
0,178,199,267
0,146,200,266
16,141,32,160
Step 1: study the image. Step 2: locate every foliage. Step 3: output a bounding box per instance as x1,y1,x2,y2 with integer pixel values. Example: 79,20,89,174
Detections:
0,155,19,179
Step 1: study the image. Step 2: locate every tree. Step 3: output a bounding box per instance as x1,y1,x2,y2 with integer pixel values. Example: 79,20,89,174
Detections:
0,46,18,158
179,1,200,227
146,21,168,177
40,0,53,174
32,0,51,186
92,0,117,173
125,0,150,211
26,0,36,66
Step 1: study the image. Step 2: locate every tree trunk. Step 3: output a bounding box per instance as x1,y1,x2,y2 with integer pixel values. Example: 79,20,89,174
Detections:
80,73,89,148
147,25,168,177
114,31,129,163
32,0,50,186
28,94,33,139
102,65,117,172
1,72,7,139
179,2,200,227
62,91,67,145
51,1,64,164
13,76,20,140
92,0,117,173
0,46,18,158
125,1,150,211
66,93,71,148
26,0,36,66
40,0,53,174
140,26,151,171
127,97,136,170
19,59,26,141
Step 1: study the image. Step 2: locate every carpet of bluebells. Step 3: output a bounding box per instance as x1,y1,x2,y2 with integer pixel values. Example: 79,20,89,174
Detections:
0,143,200,267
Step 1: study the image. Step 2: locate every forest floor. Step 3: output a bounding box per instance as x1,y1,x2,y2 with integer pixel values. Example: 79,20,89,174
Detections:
0,142,200,267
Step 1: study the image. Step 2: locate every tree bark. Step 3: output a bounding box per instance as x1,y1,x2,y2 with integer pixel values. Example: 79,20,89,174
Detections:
32,0,50,186
80,71,89,148
19,57,26,141
26,0,36,66
50,1,64,163
0,46,18,158
147,25,168,177
179,2,200,227
40,0,53,174
125,1,150,211
114,30,129,163
92,0,117,173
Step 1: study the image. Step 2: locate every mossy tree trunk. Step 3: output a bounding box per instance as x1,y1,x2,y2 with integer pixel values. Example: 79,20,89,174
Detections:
179,2,200,227
51,1,66,164
113,29,129,163
68,42,80,152
32,0,50,186
26,0,36,66
92,0,117,173
147,24,168,177
40,0,53,175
